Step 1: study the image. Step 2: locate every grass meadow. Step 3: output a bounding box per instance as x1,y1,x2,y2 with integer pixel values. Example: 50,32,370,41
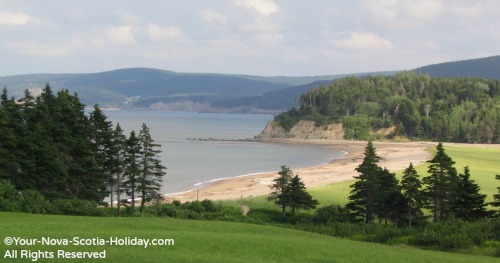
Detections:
230,144,500,209
1,212,498,263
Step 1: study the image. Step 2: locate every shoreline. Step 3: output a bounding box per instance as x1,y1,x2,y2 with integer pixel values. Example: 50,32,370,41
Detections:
164,139,437,203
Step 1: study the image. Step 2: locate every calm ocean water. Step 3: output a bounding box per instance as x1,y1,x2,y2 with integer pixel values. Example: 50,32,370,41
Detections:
103,110,344,195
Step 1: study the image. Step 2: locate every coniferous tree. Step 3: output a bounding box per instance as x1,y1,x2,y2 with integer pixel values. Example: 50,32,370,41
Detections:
137,123,166,214
401,163,424,227
376,167,400,224
90,105,115,204
492,174,500,216
268,165,293,217
283,175,318,216
346,141,381,223
453,166,490,220
422,143,458,222
111,123,127,216
123,130,141,214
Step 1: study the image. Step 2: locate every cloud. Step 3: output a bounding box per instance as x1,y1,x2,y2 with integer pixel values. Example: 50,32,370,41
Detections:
104,26,136,45
331,31,393,51
0,11,39,26
200,10,227,24
362,0,444,28
147,23,183,42
232,0,279,16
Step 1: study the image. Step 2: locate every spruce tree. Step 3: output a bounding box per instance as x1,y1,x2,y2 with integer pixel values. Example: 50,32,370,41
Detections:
492,174,500,216
401,163,424,227
376,167,400,224
268,165,293,217
90,105,116,204
111,123,127,216
346,141,381,223
422,142,458,222
137,123,166,214
453,166,490,220
283,175,318,216
123,130,141,213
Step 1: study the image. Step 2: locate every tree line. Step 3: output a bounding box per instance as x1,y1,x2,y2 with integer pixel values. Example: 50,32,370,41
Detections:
347,142,497,226
275,72,500,143
0,85,166,215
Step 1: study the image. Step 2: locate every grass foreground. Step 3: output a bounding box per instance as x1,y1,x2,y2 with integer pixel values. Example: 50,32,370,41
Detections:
0,212,498,263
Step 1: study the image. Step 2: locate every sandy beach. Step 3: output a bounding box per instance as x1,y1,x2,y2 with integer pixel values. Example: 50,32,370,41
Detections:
164,139,441,202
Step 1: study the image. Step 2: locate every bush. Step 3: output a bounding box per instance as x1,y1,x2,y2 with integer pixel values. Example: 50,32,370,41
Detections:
0,179,19,212
50,199,102,216
313,204,351,224
18,189,51,214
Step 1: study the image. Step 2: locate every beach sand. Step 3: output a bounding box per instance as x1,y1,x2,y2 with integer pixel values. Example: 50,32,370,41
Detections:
164,139,442,202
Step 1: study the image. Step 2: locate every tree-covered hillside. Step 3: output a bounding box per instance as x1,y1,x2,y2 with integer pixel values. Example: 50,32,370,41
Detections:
274,72,500,143
414,55,500,79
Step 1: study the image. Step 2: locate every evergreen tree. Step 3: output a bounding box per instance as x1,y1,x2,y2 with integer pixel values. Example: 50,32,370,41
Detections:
422,143,458,222
492,174,500,216
268,165,293,217
111,123,127,216
283,175,318,216
89,105,115,204
137,123,166,214
401,163,424,227
346,141,381,223
123,131,141,214
453,166,490,220
376,167,400,224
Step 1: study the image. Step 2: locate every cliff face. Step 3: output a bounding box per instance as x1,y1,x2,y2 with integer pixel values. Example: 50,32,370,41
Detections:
256,120,345,140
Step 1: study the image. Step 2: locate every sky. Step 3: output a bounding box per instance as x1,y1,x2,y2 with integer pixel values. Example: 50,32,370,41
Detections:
1,0,500,77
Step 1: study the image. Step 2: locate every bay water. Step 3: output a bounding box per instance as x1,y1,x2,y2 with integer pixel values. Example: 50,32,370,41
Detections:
103,110,344,195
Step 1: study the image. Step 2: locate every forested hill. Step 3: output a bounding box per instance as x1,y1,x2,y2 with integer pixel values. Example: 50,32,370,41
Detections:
414,55,500,79
273,73,500,143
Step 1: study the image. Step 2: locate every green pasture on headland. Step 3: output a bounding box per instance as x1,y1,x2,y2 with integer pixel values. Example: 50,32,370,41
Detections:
0,212,498,263
228,144,500,210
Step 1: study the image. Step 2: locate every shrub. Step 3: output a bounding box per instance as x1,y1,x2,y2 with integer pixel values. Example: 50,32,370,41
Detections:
18,189,51,214
50,199,102,216
0,179,19,212
313,204,351,224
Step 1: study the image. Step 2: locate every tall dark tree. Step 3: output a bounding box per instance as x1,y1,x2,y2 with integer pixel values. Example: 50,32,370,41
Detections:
89,105,115,204
137,123,166,214
283,175,318,216
376,167,400,224
401,163,424,227
54,90,105,202
453,166,490,220
422,142,458,222
123,130,141,214
346,141,381,223
492,174,500,216
111,123,127,216
268,165,293,217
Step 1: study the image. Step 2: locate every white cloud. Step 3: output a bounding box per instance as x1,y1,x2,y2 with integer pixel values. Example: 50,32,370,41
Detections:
0,11,39,26
200,10,227,24
232,0,279,16
331,31,392,51
147,23,183,42
104,26,136,45
362,0,444,29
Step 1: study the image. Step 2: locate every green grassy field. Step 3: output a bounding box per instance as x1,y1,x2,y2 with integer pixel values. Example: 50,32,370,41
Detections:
1,212,498,263
231,144,500,209
314,144,500,206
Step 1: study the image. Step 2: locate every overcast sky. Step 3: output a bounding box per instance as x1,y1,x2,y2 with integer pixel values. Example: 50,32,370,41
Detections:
1,0,499,77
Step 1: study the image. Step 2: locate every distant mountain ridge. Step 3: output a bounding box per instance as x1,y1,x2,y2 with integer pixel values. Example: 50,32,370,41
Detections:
1,55,499,112
414,55,500,79
0,68,350,112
